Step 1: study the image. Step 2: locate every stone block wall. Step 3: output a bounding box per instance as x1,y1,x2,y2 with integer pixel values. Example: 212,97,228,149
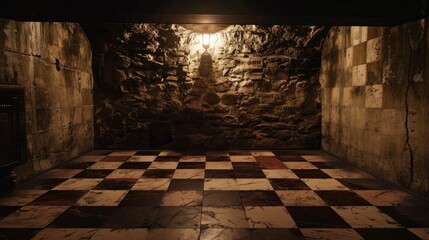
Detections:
0,19,93,182
87,24,328,149
321,19,429,198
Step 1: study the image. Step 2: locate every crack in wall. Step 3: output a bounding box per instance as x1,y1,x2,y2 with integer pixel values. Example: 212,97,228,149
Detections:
406,18,428,188
405,29,416,188
0,47,89,73
405,71,414,188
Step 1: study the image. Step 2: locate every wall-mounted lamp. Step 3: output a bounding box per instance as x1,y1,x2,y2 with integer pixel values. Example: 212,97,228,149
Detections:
202,33,210,51
199,33,213,76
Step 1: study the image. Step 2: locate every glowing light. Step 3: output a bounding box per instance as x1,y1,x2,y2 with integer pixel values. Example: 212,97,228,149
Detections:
202,33,210,50
212,33,224,47
187,31,225,58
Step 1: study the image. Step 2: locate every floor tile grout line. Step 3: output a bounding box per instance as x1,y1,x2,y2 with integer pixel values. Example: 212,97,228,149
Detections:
320,150,429,205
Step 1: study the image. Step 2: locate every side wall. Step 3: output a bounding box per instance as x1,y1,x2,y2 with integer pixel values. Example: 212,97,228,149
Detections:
0,19,94,182
321,19,429,198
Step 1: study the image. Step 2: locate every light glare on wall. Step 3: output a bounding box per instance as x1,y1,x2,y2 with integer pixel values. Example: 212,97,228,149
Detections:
200,33,223,50
202,33,210,50
185,29,226,59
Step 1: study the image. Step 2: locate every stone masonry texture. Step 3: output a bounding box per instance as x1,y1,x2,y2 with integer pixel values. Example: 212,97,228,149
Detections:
85,24,329,150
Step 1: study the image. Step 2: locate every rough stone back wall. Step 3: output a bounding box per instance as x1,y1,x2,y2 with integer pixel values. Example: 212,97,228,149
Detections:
321,19,429,198
87,24,328,149
0,19,93,182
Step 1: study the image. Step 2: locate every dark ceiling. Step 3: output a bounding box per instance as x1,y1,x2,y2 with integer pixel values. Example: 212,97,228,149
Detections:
0,0,427,26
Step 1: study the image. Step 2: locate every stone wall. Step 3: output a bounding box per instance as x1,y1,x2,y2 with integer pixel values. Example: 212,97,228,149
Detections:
0,19,93,182
321,19,429,198
87,24,328,149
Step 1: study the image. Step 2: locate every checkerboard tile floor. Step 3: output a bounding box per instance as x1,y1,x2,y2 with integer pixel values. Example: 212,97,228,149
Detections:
1,150,428,240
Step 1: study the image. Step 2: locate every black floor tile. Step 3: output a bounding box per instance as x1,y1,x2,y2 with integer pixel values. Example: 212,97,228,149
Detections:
142,169,175,178
201,228,252,240
203,191,242,206
119,162,151,169
100,156,130,162
315,190,372,206
0,228,41,240
102,206,158,228
49,206,115,228
240,191,283,206
19,178,67,190
153,206,201,228
205,170,235,178
287,206,350,228
269,179,311,190
232,163,260,170
356,228,421,240
28,190,87,206
177,162,205,169
234,170,266,178
168,179,204,191
181,150,206,156
73,170,114,178
277,156,307,162
94,179,138,190
0,206,20,220
252,229,304,240
119,191,164,206
272,151,301,156
338,178,395,190
135,151,161,155
155,156,181,162
291,169,331,178
229,151,252,156
311,162,338,169
206,156,230,162
378,206,429,227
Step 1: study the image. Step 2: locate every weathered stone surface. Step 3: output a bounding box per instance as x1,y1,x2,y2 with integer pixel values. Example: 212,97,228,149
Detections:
86,23,328,149
117,55,131,68
166,76,179,82
203,93,221,105
321,21,429,199
215,81,232,92
262,115,280,122
221,115,238,127
275,130,299,140
241,97,259,106
273,123,296,130
221,94,242,106
0,19,93,183
260,93,283,104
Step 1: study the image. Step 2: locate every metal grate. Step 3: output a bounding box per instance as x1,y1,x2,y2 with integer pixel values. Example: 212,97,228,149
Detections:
0,85,26,171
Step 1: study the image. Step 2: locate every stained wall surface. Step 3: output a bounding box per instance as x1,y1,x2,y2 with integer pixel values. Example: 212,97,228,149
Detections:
0,19,93,182
87,24,328,149
321,19,429,198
